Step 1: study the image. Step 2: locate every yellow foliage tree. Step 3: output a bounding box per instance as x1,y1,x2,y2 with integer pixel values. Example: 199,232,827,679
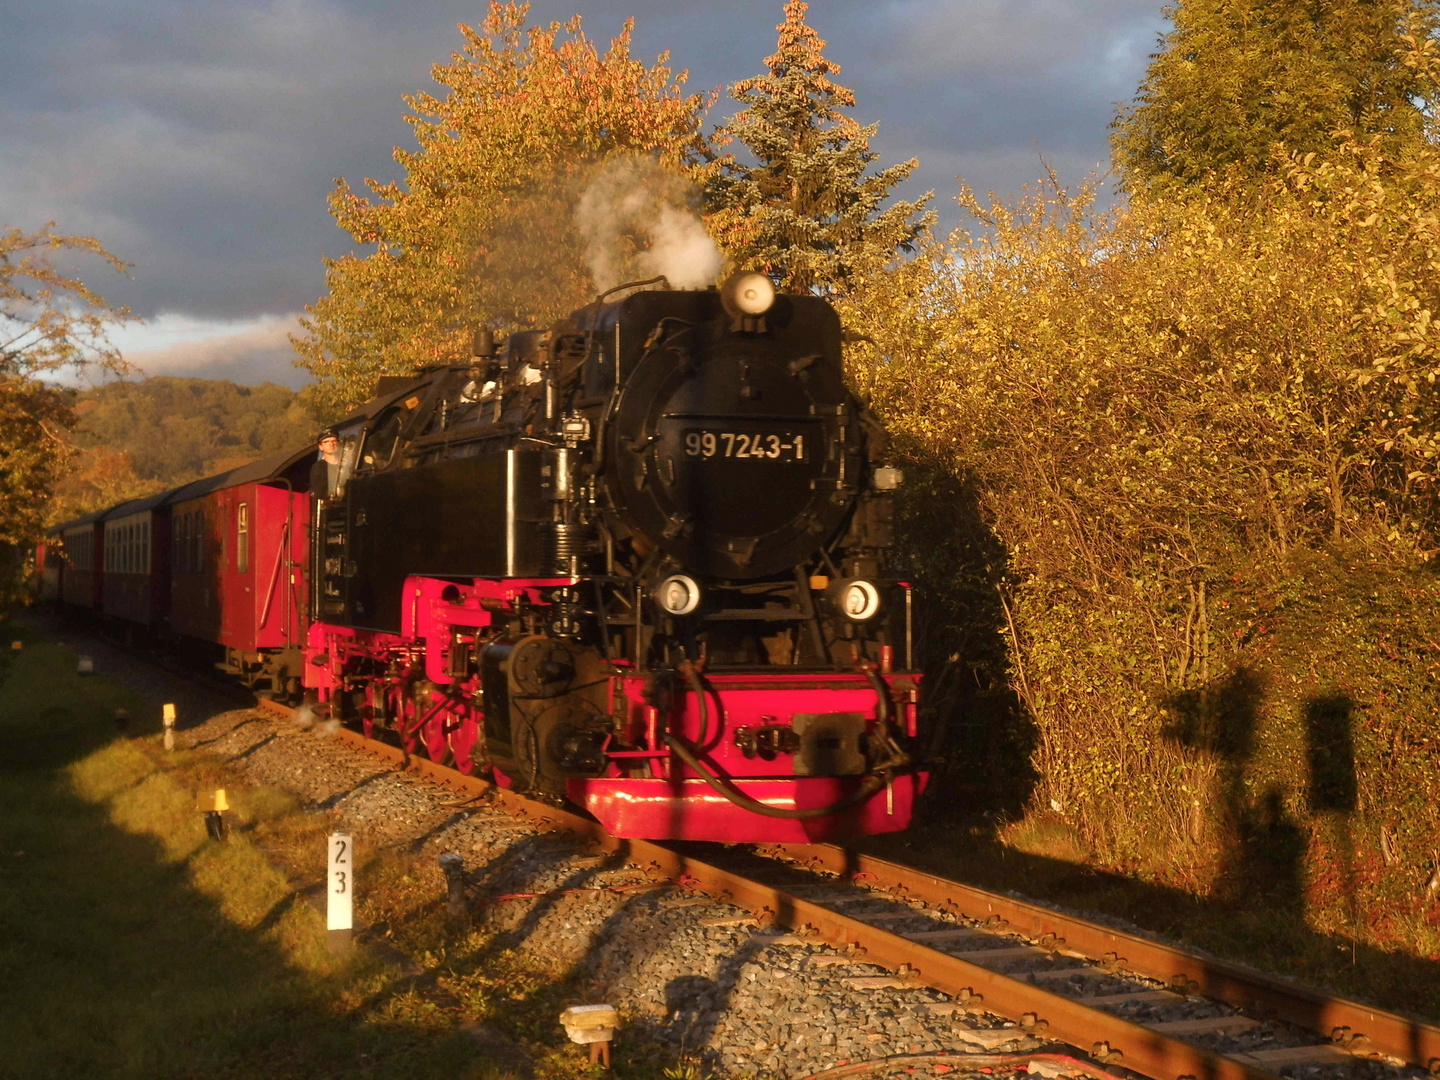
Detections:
0,223,133,605
841,132,1440,880
294,2,707,417
1112,0,1440,190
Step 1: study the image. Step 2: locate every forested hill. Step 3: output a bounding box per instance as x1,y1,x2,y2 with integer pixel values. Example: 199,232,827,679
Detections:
48,377,317,525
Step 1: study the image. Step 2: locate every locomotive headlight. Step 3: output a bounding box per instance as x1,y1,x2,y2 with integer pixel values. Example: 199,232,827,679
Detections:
721,271,776,317
655,574,702,616
832,579,881,622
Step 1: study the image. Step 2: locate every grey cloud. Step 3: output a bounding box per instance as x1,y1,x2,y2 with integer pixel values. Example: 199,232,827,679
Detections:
4,0,1166,342
122,315,310,388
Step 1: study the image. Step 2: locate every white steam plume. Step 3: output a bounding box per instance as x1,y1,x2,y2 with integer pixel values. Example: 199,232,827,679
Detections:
576,156,723,293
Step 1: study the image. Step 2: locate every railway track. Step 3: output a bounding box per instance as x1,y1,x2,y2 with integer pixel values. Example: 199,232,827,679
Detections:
251,696,1438,1080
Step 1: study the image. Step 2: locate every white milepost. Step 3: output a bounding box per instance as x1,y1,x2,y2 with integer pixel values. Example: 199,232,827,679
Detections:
328,832,354,953
162,703,176,751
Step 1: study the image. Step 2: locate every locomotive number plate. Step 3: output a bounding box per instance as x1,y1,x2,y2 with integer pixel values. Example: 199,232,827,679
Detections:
683,429,808,462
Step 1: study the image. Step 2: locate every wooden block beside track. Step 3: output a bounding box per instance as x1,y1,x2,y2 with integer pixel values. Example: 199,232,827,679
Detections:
700,915,757,927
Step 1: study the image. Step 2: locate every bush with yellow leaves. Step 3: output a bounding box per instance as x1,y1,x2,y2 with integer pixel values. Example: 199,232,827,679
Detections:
841,137,1440,915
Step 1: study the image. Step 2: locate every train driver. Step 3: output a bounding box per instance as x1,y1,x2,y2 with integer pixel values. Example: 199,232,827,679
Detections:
310,428,342,499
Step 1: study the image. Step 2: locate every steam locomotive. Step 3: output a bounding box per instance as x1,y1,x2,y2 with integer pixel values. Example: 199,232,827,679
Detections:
40,273,925,843
305,273,926,841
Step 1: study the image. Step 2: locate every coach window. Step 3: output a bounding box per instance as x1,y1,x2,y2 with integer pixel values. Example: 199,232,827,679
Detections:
193,510,205,572
237,503,249,574
142,521,150,573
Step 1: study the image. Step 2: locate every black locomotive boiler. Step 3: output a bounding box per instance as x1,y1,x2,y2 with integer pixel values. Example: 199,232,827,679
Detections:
305,272,926,841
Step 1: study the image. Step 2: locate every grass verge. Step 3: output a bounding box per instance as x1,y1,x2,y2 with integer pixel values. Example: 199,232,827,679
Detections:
0,618,711,1079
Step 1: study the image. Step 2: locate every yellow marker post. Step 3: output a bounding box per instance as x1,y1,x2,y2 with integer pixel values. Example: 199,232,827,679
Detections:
162,704,176,751
204,790,228,841
10,641,21,651
561,1004,618,1069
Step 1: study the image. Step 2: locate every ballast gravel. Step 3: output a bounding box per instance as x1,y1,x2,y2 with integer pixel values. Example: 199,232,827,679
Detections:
176,704,1038,1078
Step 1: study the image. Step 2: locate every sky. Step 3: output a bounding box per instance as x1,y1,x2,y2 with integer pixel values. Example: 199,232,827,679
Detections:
2,0,1168,389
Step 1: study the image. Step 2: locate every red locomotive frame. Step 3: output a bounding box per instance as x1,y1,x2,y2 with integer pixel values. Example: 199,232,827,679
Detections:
303,573,924,843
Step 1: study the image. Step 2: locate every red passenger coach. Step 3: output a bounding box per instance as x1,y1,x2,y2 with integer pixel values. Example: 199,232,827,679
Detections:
101,492,171,629
168,448,313,695
60,511,106,609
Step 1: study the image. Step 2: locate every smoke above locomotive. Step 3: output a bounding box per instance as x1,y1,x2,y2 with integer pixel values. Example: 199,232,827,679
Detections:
305,269,923,842
575,155,725,292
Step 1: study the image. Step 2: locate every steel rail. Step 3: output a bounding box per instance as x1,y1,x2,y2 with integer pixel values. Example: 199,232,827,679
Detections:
761,843,1440,1073
256,699,1290,1080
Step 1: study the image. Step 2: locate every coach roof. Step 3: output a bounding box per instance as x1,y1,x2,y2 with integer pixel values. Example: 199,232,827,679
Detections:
164,444,315,506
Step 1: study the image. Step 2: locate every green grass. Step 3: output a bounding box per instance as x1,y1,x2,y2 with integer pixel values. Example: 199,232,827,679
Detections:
0,618,727,1080
0,622,516,1080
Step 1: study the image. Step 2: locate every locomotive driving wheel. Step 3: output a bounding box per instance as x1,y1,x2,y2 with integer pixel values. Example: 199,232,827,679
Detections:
421,702,455,768
392,684,419,754
448,704,480,776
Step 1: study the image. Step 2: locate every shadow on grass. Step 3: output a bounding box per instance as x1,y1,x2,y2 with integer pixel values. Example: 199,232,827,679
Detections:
0,621,512,1080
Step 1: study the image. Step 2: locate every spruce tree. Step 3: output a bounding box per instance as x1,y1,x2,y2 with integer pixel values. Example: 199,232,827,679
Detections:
1112,0,1440,190
707,1,932,295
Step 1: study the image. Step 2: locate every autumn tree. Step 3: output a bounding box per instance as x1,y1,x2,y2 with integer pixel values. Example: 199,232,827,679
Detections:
840,131,1440,902
0,223,133,605
1113,0,1440,189
294,2,706,418
705,0,933,295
